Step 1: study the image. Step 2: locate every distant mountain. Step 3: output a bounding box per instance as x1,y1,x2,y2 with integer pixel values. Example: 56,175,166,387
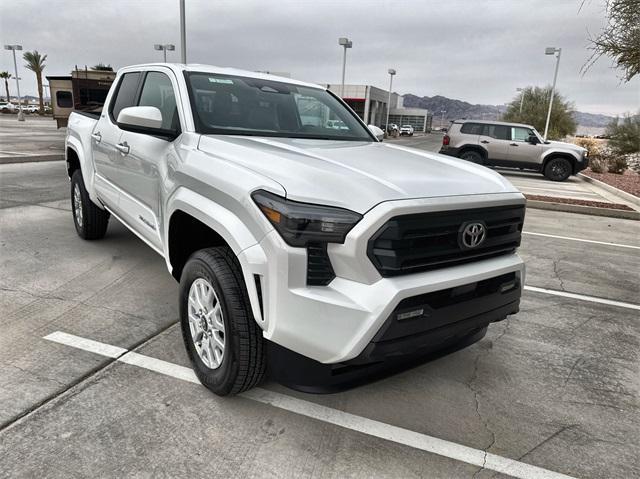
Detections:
402,94,614,128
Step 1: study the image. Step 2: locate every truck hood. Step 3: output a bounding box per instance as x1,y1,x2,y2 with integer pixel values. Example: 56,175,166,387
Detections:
198,136,520,213
545,140,586,153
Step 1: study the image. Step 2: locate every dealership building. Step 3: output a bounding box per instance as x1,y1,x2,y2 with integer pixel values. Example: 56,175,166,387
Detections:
323,84,432,132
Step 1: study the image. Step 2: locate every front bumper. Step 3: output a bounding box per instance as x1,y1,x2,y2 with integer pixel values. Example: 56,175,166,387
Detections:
238,193,526,365
574,156,589,173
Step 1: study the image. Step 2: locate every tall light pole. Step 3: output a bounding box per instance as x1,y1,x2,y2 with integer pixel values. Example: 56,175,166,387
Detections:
516,87,525,115
179,0,187,63
4,44,24,121
154,44,176,62
385,68,396,134
338,37,353,98
440,110,446,128
543,47,561,141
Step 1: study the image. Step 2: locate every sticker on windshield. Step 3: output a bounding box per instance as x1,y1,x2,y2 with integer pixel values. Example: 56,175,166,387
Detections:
208,77,234,84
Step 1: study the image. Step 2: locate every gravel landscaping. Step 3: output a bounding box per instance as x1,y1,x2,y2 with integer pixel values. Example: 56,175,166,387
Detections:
581,168,640,197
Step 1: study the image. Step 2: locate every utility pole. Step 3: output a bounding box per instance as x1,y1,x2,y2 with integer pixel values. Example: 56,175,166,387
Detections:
179,0,187,63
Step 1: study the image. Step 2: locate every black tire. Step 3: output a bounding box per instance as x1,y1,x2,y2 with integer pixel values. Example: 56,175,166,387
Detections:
179,247,266,396
544,157,572,181
459,150,483,164
70,169,109,240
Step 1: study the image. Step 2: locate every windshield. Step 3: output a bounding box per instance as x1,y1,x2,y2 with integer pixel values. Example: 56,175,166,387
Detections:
185,72,374,141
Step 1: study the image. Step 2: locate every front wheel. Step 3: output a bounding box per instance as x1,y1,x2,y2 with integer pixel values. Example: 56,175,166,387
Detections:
179,247,266,396
544,157,572,181
70,169,109,239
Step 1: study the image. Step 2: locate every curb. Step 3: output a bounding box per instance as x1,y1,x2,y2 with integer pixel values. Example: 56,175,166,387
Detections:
0,154,64,165
526,200,640,221
578,173,640,207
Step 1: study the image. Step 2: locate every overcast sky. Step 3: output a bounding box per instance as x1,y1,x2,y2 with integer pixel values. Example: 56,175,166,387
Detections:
1,0,638,115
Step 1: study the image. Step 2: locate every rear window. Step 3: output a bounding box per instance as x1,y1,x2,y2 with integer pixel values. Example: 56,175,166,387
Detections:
56,91,73,108
460,122,483,135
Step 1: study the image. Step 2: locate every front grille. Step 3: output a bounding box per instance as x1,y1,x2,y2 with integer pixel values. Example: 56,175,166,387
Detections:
367,205,525,277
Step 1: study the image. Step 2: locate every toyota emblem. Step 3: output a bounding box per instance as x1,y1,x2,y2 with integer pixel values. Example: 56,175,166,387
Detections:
460,222,487,249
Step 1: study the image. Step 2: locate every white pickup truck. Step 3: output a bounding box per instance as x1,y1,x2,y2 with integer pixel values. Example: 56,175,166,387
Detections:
66,63,526,395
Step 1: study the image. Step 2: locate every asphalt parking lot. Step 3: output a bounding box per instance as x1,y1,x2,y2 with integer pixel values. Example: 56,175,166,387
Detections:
1,144,639,478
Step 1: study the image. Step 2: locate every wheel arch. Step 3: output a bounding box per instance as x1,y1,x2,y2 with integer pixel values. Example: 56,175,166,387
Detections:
458,145,487,161
542,152,577,173
165,189,269,323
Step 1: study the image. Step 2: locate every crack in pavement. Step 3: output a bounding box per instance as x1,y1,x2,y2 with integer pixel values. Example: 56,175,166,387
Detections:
468,318,511,478
551,259,567,292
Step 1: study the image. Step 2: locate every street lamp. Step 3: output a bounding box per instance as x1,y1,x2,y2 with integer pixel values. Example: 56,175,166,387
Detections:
440,110,446,128
543,47,562,141
516,87,525,115
338,37,352,98
4,44,24,121
385,68,396,135
154,43,176,62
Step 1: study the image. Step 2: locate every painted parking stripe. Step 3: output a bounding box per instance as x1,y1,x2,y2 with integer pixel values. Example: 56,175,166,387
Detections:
523,231,640,250
524,286,640,311
43,331,576,479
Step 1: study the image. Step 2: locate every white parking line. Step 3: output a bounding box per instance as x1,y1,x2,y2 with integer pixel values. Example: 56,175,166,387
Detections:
524,286,640,311
43,331,576,479
523,231,640,250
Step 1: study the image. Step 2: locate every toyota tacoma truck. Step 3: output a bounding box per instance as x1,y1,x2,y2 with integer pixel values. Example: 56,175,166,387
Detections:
65,64,526,395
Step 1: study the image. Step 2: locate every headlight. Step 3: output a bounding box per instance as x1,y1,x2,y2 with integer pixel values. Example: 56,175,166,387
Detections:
583,150,588,157
252,190,362,247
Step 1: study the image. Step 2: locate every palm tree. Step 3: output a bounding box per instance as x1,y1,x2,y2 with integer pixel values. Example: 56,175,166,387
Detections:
23,51,47,114
0,71,11,103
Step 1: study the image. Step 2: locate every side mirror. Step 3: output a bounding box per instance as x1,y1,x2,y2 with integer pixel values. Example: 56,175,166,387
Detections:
368,124,385,141
528,135,540,145
117,106,178,140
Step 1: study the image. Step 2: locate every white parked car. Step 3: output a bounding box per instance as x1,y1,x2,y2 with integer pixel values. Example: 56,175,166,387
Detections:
65,64,525,395
0,102,18,112
400,125,414,136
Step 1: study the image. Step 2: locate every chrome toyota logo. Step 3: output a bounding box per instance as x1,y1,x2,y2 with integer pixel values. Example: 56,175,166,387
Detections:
460,222,486,249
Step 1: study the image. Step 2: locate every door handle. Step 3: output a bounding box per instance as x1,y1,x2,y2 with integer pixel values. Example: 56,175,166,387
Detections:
510,143,518,146
480,140,490,144
91,132,102,143
115,142,130,155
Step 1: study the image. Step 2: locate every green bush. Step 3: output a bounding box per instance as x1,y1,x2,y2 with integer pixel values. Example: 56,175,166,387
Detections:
606,113,640,155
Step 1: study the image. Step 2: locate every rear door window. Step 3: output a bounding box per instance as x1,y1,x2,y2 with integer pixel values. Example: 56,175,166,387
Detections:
482,124,510,140
460,123,483,135
109,72,141,122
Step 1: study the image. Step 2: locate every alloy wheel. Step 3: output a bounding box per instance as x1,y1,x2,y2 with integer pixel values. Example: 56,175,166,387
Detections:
188,278,226,369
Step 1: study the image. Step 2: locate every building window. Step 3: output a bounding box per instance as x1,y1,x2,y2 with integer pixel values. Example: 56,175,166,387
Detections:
56,91,73,108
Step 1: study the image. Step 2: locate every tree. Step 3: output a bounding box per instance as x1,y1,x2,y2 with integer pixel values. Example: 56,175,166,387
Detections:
503,86,577,140
0,71,11,103
23,50,47,114
92,63,113,71
606,112,640,154
582,0,640,82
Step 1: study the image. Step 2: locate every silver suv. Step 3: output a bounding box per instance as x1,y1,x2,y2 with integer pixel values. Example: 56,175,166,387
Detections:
440,120,588,181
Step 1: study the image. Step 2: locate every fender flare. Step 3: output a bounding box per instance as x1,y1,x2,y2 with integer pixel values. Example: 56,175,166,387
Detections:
165,187,270,323
66,136,101,205
458,145,488,161
541,151,577,173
